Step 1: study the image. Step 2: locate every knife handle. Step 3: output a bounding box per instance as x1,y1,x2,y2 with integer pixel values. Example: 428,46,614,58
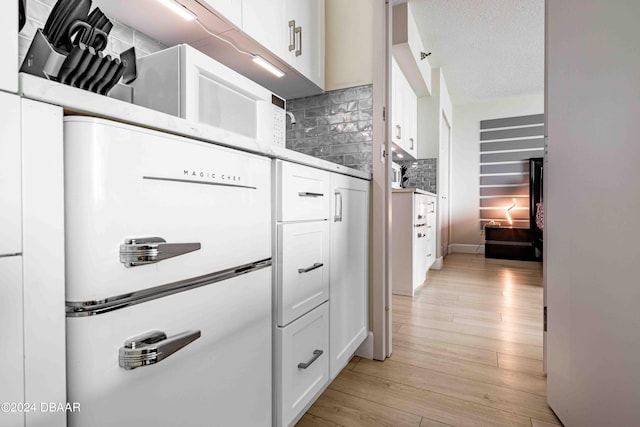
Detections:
57,45,86,85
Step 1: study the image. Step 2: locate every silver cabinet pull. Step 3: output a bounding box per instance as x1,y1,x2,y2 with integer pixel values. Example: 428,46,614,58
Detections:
417,214,425,220
119,329,201,370
288,20,296,51
295,26,302,56
409,138,414,150
417,233,426,238
428,202,435,213
119,237,201,268
414,223,426,228
298,262,324,274
298,191,324,197
298,349,323,369
334,191,343,222
395,125,402,139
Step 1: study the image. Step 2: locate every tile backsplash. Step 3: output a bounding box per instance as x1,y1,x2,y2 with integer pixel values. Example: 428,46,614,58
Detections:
19,0,166,65
286,84,373,174
395,158,437,194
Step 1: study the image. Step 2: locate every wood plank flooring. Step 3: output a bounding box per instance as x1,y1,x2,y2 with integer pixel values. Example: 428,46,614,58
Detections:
297,253,560,427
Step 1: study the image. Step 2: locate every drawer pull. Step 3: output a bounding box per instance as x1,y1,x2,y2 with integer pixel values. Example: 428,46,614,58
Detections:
298,349,323,369
417,214,425,220
119,329,201,370
298,262,324,274
417,233,426,238
298,191,324,197
414,223,426,228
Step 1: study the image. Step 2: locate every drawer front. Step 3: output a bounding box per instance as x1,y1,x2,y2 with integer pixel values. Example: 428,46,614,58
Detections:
277,221,330,326
0,92,21,255
276,302,329,427
413,226,429,286
277,161,331,222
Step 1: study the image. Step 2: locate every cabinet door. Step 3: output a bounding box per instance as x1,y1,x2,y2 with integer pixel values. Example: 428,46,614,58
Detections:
404,81,418,159
329,173,369,379
0,0,18,93
276,302,329,427
201,0,242,28
242,0,287,59
391,58,403,149
0,92,21,256
285,0,325,89
276,160,331,222
0,256,24,427
276,221,330,326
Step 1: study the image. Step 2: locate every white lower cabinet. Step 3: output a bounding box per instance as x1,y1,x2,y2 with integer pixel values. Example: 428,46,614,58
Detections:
273,160,370,425
0,92,21,256
275,302,329,427
392,190,437,296
329,173,370,379
276,221,330,326
0,256,24,427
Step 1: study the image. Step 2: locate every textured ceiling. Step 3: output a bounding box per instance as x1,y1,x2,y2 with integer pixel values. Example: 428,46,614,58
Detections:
408,0,544,104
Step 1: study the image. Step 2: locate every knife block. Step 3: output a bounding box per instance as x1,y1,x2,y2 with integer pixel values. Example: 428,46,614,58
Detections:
20,29,66,80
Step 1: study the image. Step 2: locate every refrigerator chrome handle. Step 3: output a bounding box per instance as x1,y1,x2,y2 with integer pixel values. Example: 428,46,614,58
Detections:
119,237,201,267
298,349,323,369
334,191,343,222
298,262,324,274
288,20,296,51
119,330,201,370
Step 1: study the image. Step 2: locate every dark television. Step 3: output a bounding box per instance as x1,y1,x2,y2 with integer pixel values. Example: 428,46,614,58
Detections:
529,157,543,259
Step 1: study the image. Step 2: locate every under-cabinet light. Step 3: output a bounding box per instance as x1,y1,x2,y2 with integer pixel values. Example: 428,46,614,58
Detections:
252,55,286,78
397,153,404,158
157,0,196,21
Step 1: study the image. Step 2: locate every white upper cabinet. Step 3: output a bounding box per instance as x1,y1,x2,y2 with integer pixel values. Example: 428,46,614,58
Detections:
242,0,286,58
242,0,324,89
284,0,325,89
392,2,432,97
391,58,418,159
202,0,243,28
0,0,18,93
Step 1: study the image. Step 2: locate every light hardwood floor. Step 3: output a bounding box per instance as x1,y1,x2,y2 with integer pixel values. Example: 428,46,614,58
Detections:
296,253,561,427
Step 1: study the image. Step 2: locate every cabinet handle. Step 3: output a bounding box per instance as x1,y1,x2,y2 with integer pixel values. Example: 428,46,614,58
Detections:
414,223,426,228
395,125,402,139
428,202,435,213
417,214,425,220
119,330,201,370
288,20,295,51
298,191,324,197
298,262,324,274
295,26,302,57
409,138,414,150
417,233,426,238
334,191,343,222
298,349,323,369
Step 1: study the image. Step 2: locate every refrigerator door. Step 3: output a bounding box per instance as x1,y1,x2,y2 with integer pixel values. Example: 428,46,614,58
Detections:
64,116,271,302
66,267,271,427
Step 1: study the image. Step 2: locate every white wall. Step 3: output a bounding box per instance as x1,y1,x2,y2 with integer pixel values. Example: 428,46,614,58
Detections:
546,1,640,424
450,94,543,249
417,68,452,159
325,0,373,90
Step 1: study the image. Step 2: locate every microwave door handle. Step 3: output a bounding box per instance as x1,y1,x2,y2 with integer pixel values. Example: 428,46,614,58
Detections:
119,237,201,267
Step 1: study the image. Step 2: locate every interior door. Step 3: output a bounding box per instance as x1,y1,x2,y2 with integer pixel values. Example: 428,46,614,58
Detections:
439,111,451,259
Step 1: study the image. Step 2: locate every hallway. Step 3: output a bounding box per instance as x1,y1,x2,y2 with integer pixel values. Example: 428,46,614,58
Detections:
298,254,560,426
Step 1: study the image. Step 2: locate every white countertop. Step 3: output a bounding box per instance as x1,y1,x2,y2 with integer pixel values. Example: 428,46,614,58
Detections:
393,187,437,197
19,73,371,181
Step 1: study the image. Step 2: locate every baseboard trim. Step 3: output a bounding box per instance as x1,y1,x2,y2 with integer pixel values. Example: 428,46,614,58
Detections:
450,244,485,254
431,257,443,270
355,331,374,359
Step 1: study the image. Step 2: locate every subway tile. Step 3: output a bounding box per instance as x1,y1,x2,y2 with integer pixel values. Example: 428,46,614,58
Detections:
330,122,359,134
330,101,358,114
305,106,329,118
132,31,166,54
357,120,373,131
329,142,371,156
358,109,373,121
358,98,373,110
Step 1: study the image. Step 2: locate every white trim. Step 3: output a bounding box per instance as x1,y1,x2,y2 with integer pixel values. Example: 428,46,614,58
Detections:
431,257,443,270
450,244,485,254
355,331,374,359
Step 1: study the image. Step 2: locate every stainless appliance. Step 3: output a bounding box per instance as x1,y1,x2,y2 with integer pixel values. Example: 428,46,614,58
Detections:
64,116,272,426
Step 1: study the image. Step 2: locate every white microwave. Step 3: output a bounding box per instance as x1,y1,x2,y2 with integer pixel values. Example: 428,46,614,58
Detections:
131,44,286,147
